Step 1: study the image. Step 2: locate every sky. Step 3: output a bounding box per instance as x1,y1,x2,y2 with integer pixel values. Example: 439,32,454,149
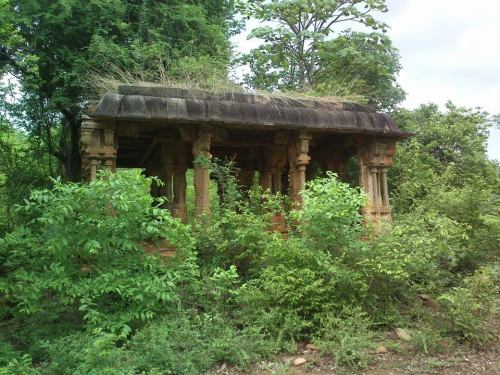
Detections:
231,0,500,160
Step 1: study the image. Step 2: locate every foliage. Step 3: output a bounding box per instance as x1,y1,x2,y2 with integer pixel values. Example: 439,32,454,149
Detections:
0,171,196,338
40,313,276,375
315,31,405,109
239,0,405,109
438,265,499,344
293,171,366,253
361,212,467,293
390,103,500,271
0,81,53,234
314,306,374,369
1,0,237,180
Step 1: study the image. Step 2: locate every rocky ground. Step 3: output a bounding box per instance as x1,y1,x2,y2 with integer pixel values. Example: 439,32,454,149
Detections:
208,330,499,375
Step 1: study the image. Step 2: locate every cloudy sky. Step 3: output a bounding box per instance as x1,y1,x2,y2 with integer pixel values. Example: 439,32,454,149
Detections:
232,0,500,160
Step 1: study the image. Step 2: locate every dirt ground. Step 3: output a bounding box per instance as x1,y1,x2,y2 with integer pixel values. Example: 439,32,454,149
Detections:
210,338,499,375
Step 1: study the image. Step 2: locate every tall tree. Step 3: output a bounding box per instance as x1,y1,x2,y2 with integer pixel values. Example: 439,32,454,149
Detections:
239,0,404,109
0,0,236,180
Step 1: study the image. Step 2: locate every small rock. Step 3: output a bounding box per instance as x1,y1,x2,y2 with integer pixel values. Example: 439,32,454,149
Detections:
293,357,307,367
80,265,92,273
306,343,320,351
302,349,311,355
376,346,388,354
418,294,439,309
395,328,411,341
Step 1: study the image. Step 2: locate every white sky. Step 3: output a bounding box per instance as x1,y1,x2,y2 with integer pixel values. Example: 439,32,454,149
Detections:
231,0,500,161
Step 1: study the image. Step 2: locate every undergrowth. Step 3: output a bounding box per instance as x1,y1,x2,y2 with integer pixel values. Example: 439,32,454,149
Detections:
0,162,498,374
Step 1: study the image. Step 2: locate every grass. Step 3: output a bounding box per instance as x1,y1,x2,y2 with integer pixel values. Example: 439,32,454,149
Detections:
86,61,367,106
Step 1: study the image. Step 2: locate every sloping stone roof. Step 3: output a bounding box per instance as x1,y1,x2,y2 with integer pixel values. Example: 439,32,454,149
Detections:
89,85,410,138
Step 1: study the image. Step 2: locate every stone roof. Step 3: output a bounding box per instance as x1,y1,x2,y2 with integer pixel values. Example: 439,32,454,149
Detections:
89,85,410,138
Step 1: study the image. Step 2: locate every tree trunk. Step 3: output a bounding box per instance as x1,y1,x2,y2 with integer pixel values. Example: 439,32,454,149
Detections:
68,116,82,181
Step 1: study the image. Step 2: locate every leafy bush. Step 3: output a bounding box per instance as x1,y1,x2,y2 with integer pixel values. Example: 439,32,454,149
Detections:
235,175,370,345
42,313,277,375
0,171,196,339
410,324,447,354
293,172,366,254
313,306,374,369
438,265,499,344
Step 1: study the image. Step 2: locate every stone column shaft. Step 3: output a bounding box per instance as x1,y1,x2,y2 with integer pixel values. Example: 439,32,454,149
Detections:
173,165,188,222
192,129,213,217
288,132,311,204
381,168,389,206
259,172,273,191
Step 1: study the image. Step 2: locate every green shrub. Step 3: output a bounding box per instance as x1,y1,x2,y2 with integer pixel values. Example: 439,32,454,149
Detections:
193,205,273,277
0,355,37,375
236,239,358,348
438,265,499,344
0,170,196,338
410,324,447,354
313,306,374,370
42,313,276,375
40,332,128,375
293,172,366,254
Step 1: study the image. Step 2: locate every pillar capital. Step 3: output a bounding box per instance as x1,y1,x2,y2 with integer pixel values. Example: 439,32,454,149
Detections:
358,139,396,167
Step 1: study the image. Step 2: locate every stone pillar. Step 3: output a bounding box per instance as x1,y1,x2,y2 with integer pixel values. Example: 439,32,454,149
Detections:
172,146,188,222
238,170,255,191
358,140,396,221
259,171,273,191
81,116,117,181
192,127,213,217
288,131,311,203
265,132,289,195
160,143,174,210
325,152,348,181
272,168,284,194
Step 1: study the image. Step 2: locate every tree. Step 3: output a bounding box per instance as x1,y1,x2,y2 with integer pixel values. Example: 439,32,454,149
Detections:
239,0,404,109
0,0,236,180
315,31,405,109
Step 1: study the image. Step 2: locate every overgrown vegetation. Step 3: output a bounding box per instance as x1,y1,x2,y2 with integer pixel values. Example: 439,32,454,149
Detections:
1,115,498,372
0,0,499,373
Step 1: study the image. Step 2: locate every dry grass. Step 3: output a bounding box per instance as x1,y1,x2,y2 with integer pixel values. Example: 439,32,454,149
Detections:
86,62,367,106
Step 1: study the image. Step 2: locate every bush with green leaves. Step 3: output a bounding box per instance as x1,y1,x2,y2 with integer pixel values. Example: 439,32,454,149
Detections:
313,306,374,369
39,312,277,375
0,170,196,340
438,265,499,344
293,171,366,254
235,175,370,346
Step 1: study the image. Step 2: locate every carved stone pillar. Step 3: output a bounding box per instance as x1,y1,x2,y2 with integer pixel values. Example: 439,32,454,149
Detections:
81,116,117,181
267,132,290,195
172,145,188,222
358,140,396,221
160,143,174,210
288,131,311,203
192,127,213,217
